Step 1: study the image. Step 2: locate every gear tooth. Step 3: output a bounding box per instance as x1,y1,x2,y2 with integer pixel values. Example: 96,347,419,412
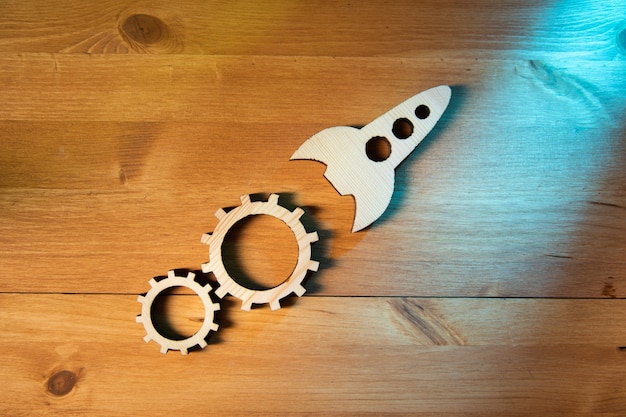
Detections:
135,315,143,323
308,260,320,272
201,233,213,244
187,271,195,280
269,300,281,310
240,194,251,205
291,207,304,219
241,300,252,311
212,302,221,311
137,294,145,303
211,323,219,331
307,231,319,243
148,278,158,288
215,208,227,220
294,285,306,297
198,339,208,349
180,348,188,356
160,345,168,354
167,270,175,279
201,262,211,273
216,286,228,298
268,193,280,205
143,335,152,343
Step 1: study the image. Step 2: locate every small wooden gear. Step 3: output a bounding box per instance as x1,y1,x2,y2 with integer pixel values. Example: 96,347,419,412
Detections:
136,270,220,355
201,194,319,311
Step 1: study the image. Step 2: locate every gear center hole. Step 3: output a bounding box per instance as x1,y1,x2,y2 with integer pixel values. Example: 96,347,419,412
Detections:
150,285,205,340
222,214,298,290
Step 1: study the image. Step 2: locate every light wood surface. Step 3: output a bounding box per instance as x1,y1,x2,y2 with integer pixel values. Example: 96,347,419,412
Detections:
1,1,625,415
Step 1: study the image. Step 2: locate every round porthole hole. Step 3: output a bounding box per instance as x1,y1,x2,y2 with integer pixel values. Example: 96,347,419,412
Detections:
392,117,414,139
415,104,430,119
366,136,391,162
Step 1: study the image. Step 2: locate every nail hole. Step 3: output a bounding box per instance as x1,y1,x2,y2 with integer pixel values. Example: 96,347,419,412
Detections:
392,118,414,139
47,370,77,396
222,214,298,290
150,286,206,340
366,136,391,162
415,104,430,119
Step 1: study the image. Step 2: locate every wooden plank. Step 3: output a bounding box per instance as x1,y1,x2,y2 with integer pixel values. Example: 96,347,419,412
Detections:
0,1,623,60
0,55,625,123
1,294,625,416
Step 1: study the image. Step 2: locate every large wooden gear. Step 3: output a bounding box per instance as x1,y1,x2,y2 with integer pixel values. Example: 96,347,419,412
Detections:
201,194,319,311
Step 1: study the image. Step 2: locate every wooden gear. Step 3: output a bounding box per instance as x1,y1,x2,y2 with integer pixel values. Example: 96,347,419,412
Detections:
201,194,319,311
136,270,220,355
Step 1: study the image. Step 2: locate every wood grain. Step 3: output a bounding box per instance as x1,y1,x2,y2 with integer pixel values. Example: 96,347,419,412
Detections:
1,0,625,415
1,55,624,123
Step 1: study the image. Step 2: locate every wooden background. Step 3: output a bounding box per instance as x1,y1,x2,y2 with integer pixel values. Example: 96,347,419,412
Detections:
1,1,625,415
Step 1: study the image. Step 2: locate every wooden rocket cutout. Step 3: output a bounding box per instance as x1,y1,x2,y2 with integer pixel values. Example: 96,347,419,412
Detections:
291,85,452,232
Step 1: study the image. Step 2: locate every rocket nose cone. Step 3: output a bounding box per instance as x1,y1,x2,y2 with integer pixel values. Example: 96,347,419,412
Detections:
435,85,452,103
435,85,452,115
420,85,452,119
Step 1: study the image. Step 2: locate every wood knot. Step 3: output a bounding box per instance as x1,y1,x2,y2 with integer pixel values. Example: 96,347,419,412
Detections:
389,299,465,346
602,278,617,298
47,370,77,396
121,14,167,45
118,12,183,53
618,23,626,55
